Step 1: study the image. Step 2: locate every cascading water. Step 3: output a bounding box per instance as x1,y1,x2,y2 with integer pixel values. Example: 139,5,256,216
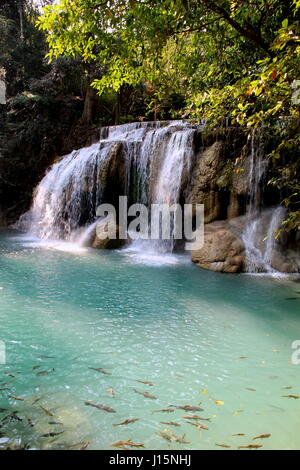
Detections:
27,143,111,240
242,207,286,273
241,130,285,273
247,129,267,214
23,121,199,252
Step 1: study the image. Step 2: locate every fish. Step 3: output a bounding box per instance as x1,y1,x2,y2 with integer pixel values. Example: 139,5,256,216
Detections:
39,355,55,359
36,368,55,376
111,439,144,448
32,397,41,405
136,380,155,386
111,440,132,449
124,440,144,448
152,408,174,413
41,432,64,438
187,421,209,430
171,405,203,412
8,396,24,401
32,365,40,370
160,421,181,427
238,444,263,449
168,431,190,444
232,433,245,436
281,386,293,390
49,421,63,425
67,441,90,449
39,406,55,417
84,401,116,413
281,395,299,399
113,418,139,426
245,388,256,391
89,367,112,375
133,389,158,399
216,443,231,448
182,415,210,421
253,434,271,440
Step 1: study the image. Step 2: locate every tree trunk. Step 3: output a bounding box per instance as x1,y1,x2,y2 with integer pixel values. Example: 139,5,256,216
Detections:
18,1,24,41
81,84,97,125
114,86,124,125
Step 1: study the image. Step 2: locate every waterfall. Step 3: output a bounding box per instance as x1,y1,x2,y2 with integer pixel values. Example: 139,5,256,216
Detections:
241,130,276,272
23,121,199,252
246,129,267,215
28,143,111,240
242,207,285,273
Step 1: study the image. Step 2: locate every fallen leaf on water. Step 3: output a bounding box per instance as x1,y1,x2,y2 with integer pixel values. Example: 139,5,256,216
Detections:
215,400,224,405
106,388,115,398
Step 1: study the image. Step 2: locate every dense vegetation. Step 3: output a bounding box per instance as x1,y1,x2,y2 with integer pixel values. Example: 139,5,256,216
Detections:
0,0,299,229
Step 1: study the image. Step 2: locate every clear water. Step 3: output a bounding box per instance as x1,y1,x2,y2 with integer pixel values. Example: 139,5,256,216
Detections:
1,229,300,450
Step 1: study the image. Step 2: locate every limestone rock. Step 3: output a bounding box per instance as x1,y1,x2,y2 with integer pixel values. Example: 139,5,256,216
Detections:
186,141,226,223
100,141,126,206
191,220,245,273
92,218,124,249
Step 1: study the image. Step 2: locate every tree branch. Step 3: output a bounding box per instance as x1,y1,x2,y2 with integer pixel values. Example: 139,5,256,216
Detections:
197,0,271,54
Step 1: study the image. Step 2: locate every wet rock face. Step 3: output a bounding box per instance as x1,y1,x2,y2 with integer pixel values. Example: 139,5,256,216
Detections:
191,211,300,274
92,218,125,249
100,141,126,209
187,141,226,223
191,220,245,273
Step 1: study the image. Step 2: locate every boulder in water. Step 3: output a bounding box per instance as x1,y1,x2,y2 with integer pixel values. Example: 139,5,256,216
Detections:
92,218,124,249
191,220,245,273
